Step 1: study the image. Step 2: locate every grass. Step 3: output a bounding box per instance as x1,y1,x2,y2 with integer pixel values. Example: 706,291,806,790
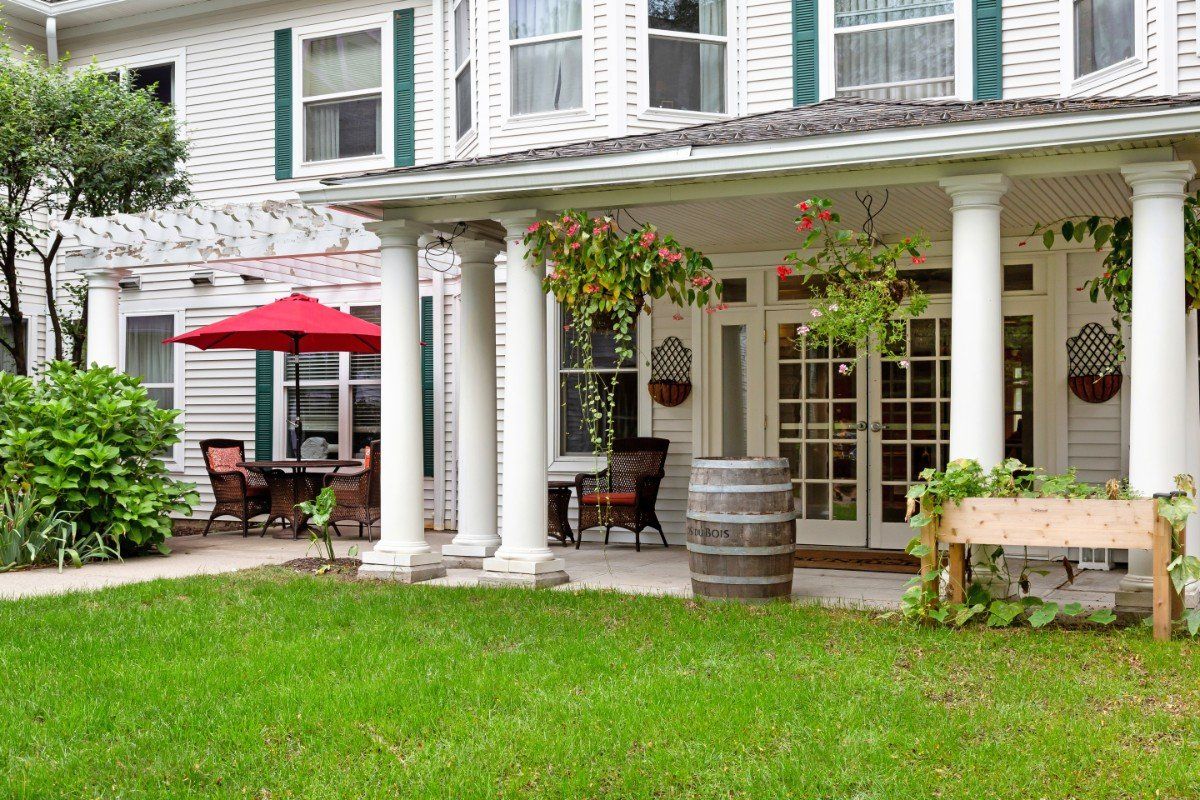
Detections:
2,571,1199,799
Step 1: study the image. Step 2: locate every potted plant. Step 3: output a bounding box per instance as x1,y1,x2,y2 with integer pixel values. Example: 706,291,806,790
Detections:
777,197,931,372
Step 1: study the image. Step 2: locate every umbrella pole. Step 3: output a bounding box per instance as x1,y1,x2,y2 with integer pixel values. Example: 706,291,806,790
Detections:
292,334,303,462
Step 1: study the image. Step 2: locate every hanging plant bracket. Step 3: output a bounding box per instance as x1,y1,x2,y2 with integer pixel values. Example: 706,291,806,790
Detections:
1066,322,1122,403
648,335,692,407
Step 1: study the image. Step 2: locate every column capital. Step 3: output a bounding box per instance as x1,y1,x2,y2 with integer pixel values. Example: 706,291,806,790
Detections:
455,237,503,266
938,174,1011,208
1121,161,1196,199
364,218,426,247
492,210,545,240
77,267,123,290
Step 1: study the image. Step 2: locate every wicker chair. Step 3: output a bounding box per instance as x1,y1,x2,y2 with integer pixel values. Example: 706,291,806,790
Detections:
199,439,270,537
323,440,381,540
574,437,670,551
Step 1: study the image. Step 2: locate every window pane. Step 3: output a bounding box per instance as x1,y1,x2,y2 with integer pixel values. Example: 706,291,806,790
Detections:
285,352,339,382
349,306,381,379
285,386,340,459
456,66,473,139
303,30,382,96
352,384,381,458
561,312,635,369
1003,263,1035,292
834,0,953,27
560,372,638,455
146,387,175,410
0,318,19,374
835,20,954,98
511,38,583,114
126,315,174,385
305,96,382,161
720,324,748,457
454,1,471,67
129,63,173,106
648,37,725,113
648,0,725,35
510,0,582,38
1074,0,1135,77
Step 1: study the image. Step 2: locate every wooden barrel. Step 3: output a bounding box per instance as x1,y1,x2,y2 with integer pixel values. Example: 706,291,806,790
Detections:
686,457,797,600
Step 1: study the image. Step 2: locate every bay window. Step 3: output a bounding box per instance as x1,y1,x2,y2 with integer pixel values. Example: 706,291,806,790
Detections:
302,28,384,163
509,0,583,115
558,312,639,456
646,0,727,114
454,0,473,139
832,0,956,100
1073,0,1135,78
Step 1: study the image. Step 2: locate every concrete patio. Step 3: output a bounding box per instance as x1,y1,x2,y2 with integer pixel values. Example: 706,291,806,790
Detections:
0,530,1128,607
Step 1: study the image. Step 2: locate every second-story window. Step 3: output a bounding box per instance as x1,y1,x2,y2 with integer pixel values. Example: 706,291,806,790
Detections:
833,0,955,100
647,0,727,114
302,29,383,163
509,0,583,115
454,0,473,138
1073,0,1134,78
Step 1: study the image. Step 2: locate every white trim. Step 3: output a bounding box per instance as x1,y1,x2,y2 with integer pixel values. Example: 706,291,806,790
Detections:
635,0,737,119
290,15,395,180
432,271,448,529
1059,0,1149,96
1048,250,1070,473
119,310,185,472
86,48,187,124
501,0,594,125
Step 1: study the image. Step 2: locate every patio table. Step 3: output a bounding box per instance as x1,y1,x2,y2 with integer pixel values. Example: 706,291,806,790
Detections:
239,460,361,538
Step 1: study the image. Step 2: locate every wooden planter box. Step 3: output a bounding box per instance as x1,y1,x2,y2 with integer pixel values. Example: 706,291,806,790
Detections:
918,497,1184,640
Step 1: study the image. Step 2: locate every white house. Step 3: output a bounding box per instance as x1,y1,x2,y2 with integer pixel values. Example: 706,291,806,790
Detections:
4,0,1200,604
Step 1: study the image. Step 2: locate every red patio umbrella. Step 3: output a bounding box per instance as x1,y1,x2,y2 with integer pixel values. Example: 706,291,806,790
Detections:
166,293,382,460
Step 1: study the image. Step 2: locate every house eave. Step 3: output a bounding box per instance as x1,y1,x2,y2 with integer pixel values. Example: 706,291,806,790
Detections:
300,104,1200,212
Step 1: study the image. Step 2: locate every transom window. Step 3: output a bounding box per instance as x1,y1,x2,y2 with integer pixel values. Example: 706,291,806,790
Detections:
833,0,955,100
454,0,473,139
508,0,583,115
1073,0,1135,78
646,0,727,114
558,311,639,456
301,29,384,163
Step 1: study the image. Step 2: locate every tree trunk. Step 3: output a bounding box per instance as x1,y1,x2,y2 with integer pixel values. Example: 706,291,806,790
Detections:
1,230,28,376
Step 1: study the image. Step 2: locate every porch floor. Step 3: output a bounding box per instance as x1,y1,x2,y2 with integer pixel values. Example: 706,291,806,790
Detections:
0,529,1127,607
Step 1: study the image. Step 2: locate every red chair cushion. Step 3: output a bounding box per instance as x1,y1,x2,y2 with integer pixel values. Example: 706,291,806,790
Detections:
207,447,250,478
580,492,637,506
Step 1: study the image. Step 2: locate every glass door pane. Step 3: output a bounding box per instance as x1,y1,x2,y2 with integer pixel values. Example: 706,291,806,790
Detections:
720,324,749,457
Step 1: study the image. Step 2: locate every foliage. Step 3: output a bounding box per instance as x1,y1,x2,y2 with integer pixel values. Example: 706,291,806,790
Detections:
296,486,338,565
0,487,119,572
526,211,719,460
1028,193,1200,365
894,458,1140,631
779,197,931,371
1162,474,1200,636
0,34,190,372
0,363,197,552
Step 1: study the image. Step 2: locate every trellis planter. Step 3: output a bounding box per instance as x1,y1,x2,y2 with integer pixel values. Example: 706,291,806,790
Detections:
917,497,1184,640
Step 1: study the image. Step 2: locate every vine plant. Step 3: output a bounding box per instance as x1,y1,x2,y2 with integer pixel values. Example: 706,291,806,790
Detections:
1028,192,1200,364
524,212,720,468
778,196,931,372
896,459,1199,634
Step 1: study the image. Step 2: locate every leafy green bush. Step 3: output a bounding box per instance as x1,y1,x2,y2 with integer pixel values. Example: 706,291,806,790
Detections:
0,489,119,571
0,363,197,552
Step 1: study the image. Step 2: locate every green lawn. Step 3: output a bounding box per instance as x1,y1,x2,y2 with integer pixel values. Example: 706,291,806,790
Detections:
2,571,1199,799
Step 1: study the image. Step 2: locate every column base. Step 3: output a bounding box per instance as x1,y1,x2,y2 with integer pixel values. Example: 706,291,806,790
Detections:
357,548,446,584
478,556,569,589
1115,573,1154,613
442,539,500,569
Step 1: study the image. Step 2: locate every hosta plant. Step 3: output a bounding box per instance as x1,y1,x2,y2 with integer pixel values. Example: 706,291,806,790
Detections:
525,212,720,461
778,197,931,372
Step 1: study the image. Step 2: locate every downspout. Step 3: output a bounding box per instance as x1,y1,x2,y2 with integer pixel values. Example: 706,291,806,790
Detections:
45,16,58,63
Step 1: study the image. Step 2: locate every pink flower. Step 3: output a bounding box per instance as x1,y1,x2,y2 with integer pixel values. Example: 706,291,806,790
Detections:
566,223,580,236
911,255,927,265
570,241,581,250
837,364,850,375
640,232,657,247
704,307,717,315
672,312,684,321
797,201,810,212
796,325,810,336
818,210,832,222
810,308,822,318
691,275,713,288
584,283,601,294
898,359,910,369
797,217,814,231
547,270,561,280
716,303,729,311
526,222,540,233
563,324,571,331
776,264,793,279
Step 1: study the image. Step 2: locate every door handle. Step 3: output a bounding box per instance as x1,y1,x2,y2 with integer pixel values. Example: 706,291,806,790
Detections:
870,422,885,432
856,421,867,431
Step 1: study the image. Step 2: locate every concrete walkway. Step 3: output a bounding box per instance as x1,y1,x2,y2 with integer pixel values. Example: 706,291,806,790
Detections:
0,530,1126,607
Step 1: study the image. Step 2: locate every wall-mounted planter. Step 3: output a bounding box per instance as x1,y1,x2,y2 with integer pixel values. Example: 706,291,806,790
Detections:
648,379,691,407
1066,322,1121,404
648,336,692,407
1068,374,1122,404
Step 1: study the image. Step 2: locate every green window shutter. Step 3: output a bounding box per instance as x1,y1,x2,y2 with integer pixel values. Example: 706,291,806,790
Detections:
973,0,1002,100
274,29,293,180
394,9,416,167
421,296,434,478
254,351,274,459
792,0,819,105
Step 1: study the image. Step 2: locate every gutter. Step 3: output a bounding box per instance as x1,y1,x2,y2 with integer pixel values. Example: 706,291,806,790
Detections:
301,103,1200,208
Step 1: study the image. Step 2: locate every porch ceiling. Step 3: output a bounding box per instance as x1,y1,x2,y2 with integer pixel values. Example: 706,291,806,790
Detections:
622,172,1135,254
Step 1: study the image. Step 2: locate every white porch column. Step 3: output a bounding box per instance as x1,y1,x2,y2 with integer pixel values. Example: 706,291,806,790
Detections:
940,174,1010,468
1117,161,1194,610
82,269,122,368
358,220,446,584
1186,311,1200,562
443,239,503,566
479,213,569,588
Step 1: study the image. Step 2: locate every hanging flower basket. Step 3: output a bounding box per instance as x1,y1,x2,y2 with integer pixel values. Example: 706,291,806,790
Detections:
1068,374,1122,404
647,379,691,407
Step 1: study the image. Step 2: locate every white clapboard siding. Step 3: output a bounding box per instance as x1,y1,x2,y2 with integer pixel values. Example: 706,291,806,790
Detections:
1001,0,1063,98
1066,251,1126,485
1178,0,1200,92
744,0,793,113
649,302,694,540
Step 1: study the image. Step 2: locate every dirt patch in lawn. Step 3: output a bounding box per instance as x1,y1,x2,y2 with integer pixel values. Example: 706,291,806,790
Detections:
281,557,362,576
172,518,246,536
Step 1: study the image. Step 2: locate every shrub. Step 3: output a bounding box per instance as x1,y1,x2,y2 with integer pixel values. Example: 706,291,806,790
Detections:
0,362,197,553
0,488,119,571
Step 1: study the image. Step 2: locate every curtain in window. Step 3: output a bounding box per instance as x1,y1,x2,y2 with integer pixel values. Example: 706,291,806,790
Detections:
126,316,173,384
1074,0,1135,77
511,38,583,114
835,20,954,98
303,30,382,96
509,0,581,38
305,97,381,162
648,38,725,113
833,0,953,27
